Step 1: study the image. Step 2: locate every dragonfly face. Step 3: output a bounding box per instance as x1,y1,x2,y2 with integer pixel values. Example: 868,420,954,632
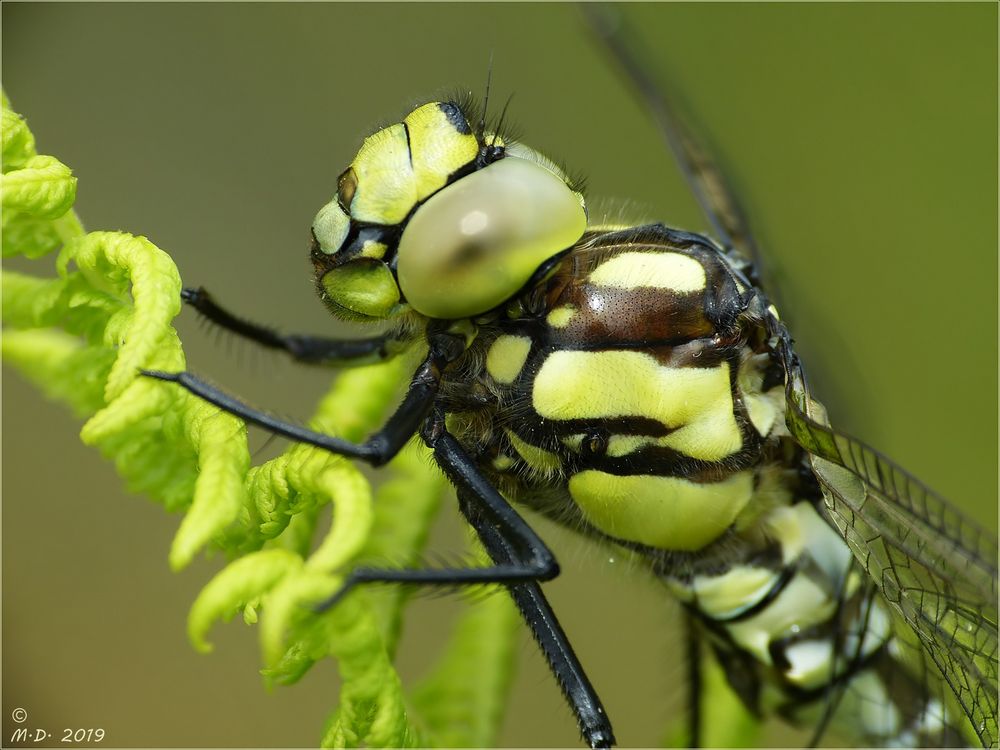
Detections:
309,101,587,321
5,3,995,748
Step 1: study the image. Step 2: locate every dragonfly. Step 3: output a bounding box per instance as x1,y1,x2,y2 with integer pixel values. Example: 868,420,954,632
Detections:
138,5,998,747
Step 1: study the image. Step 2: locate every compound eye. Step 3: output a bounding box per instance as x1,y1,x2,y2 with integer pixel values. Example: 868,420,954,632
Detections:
396,156,586,319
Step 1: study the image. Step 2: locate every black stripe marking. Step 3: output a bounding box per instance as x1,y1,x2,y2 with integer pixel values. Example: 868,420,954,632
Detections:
402,120,413,168
439,101,472,135
713,564,798,624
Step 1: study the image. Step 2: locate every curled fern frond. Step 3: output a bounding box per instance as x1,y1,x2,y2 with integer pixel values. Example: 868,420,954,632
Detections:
3,99,520,747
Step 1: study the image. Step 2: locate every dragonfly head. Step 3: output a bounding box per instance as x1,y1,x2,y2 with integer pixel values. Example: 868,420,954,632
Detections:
310,100,587,321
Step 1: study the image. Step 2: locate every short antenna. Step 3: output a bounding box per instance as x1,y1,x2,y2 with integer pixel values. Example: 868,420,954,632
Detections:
491,92,515,148
478,51,494,139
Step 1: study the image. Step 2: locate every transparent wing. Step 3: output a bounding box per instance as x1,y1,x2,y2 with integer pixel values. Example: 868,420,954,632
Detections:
781,342,999,747
579,4,763,276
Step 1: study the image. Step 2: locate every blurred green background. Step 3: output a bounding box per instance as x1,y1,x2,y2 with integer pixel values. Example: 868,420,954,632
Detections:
3,3,996,747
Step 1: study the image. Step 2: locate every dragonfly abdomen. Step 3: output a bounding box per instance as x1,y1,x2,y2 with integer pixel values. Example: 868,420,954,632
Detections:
670,498,967,745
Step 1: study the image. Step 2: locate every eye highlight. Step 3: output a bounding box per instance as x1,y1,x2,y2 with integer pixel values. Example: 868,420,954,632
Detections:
395,156,586,319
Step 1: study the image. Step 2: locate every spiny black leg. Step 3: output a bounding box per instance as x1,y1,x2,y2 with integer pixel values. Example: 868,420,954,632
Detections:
425,417,613,748
312,414,613,747
317,512,557,612
143,331,463,467
685,612,703,748
182,286,409,365
458,492,615,749
429,432,558,567
316,424,561,610
316,535,555,613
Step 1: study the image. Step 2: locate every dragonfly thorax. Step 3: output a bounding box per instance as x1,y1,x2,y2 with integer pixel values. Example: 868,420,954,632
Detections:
442,225,784,553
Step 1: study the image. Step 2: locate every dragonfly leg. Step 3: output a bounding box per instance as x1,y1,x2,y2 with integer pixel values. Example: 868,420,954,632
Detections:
429,419,614,748
685,612,703,748
142,330,464,467
314,427,559,608
182,286,411,365
461,491,616,749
